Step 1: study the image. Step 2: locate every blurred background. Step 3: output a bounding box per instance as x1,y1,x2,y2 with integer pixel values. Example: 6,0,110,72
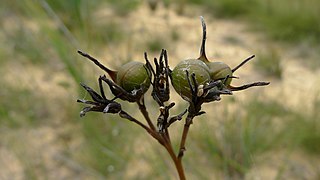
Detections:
1,0,320,179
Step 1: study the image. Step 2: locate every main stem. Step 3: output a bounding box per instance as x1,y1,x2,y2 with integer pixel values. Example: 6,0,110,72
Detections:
136,100,193,179
163,140,186,180
141,117,187,179
136,125,186,179
162,114,195,180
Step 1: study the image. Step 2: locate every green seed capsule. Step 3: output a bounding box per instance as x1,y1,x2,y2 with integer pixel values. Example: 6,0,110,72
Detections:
77,50,151,97
206,62,232,86
197,16,233,86
116,61,151,94
171,59,211,101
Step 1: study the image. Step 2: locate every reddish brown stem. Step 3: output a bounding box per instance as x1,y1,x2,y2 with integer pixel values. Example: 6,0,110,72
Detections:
134,99,188,179
165,128,171,144
162,134,186,180
177,115,194,167
137,97,156,131
178,124,191,159
119,110,163,145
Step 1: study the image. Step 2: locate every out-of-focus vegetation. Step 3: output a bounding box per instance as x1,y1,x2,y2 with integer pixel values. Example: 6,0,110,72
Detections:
255,47,283,79
193,98,320,178
187,0,320,44
1,0,320,179
0,0,139,179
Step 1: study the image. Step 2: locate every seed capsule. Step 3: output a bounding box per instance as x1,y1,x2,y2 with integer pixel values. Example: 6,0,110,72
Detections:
197,16,233,86
171,59,211,101
116,61,151,94
206,62,232,86
196,17,269,91
77,50,151,100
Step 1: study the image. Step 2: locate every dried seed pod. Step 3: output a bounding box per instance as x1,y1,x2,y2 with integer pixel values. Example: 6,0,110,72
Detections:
171,59,211,101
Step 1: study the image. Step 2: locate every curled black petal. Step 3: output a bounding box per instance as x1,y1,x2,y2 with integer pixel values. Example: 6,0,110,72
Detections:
77,82,122,117
103,102,121,114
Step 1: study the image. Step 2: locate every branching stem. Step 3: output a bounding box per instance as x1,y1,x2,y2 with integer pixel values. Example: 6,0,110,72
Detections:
137,97,156,131
119,110,163,145
163,140,186,180
178,115,194,160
